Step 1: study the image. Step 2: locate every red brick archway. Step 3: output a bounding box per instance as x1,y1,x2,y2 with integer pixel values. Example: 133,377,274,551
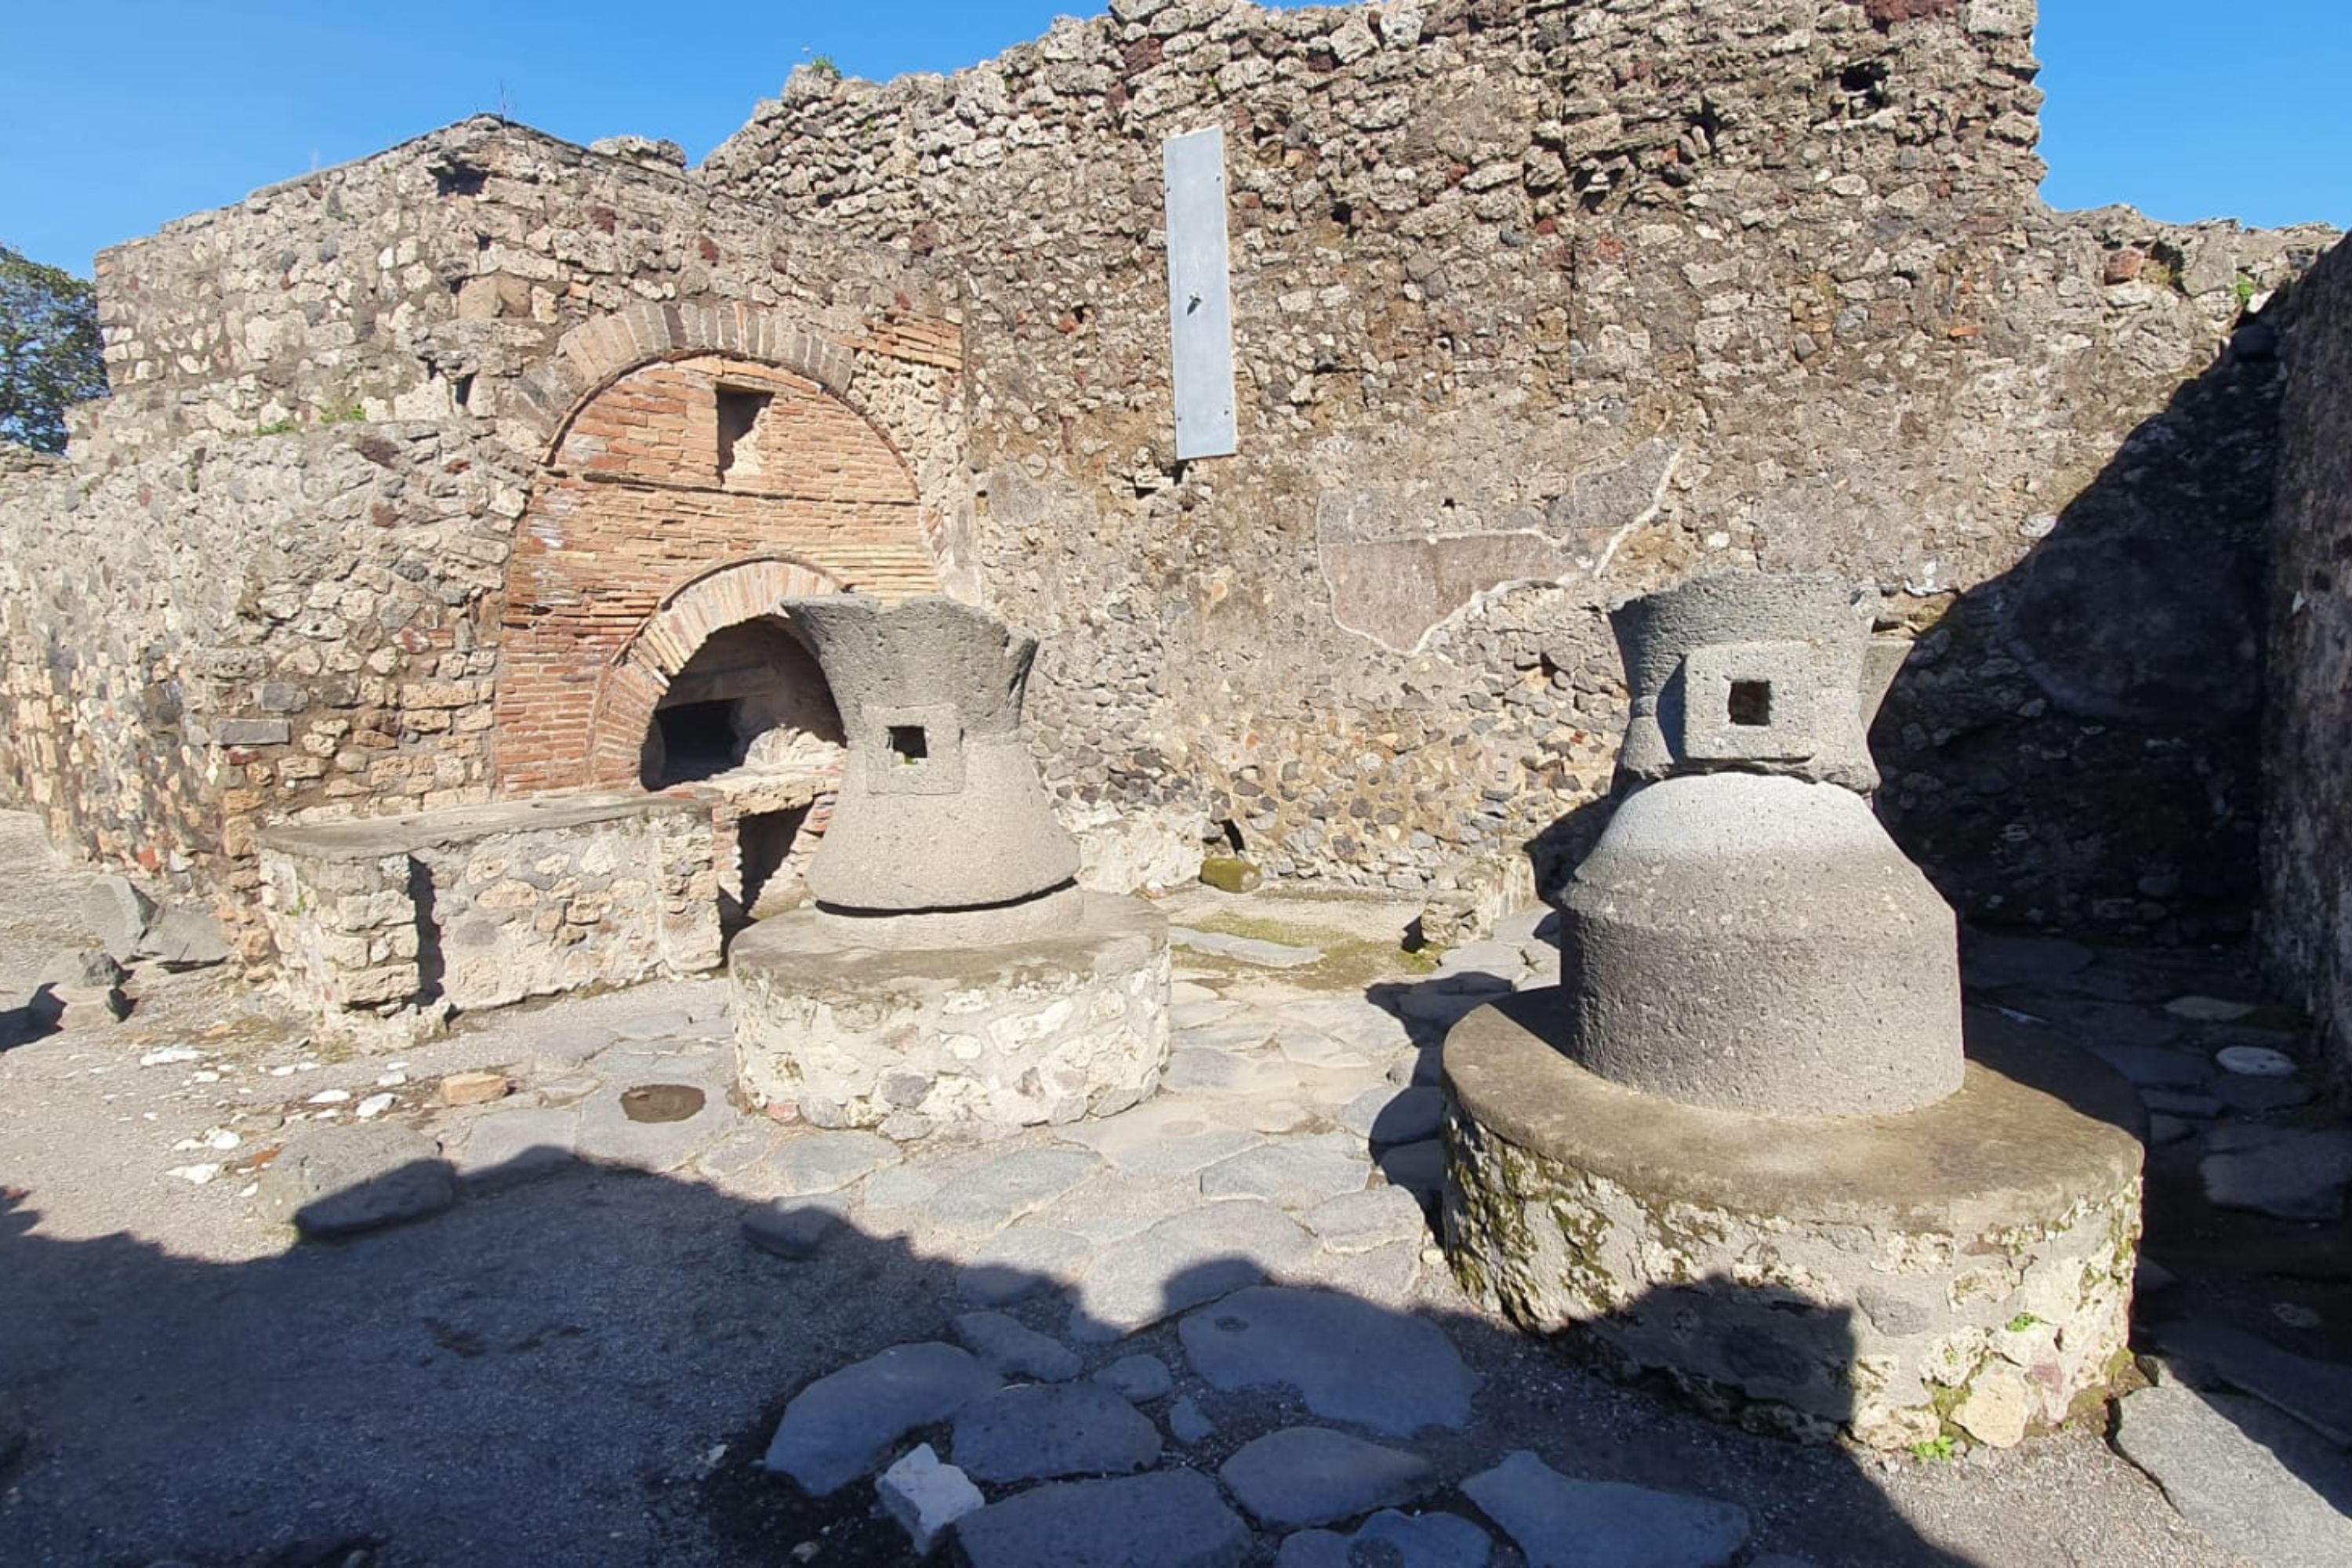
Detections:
492,336,942,794
584,557,846,789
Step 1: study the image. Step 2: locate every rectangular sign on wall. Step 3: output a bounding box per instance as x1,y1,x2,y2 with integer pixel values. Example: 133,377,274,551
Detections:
1163,127,1237,461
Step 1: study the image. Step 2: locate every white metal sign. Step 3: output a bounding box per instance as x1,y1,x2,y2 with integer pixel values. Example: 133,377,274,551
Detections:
1163,128,1236,460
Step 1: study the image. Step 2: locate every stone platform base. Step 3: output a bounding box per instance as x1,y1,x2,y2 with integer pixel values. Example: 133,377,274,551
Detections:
1443,989,2145,1451
731,891,1170,1135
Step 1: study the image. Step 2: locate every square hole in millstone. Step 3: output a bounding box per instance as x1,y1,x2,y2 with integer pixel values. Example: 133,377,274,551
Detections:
1727,680,1773,728
888,724,929,763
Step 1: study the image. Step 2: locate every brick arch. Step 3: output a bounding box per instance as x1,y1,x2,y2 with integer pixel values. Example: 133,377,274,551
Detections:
508,300,858,462
584,557,847,789
492,342,942,796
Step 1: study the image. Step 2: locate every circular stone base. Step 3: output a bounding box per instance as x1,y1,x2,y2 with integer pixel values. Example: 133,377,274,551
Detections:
1443,989,2145,1451
731,890,1170,1134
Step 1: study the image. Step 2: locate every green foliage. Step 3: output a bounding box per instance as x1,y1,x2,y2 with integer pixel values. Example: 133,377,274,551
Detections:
2005,1312,2044,1333
253,419,301,437
0,244,107,453
321,401,368,426
1909,1435,1958,1462
807,55,842,82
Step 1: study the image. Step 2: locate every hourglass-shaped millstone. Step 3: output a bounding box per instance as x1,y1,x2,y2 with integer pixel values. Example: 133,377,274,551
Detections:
1558,571,1965,1116
780,596,1080,917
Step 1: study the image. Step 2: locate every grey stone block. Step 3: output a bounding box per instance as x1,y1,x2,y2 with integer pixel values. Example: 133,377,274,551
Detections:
1092,1353,1172,1403
1461,1450,1750,1568
949,1382,1161,1483
1178,1287,1477,1436
1218,1425,1433,1529
957,1470,1249,1568
2113,1386,2352,1568
256,1127,456,1240
760,1342,1000,1496
953,1310,1081,1381
742,1194,851,1260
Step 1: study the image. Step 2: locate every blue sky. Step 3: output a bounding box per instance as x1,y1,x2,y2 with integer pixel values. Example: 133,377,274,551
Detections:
2,2,2344,274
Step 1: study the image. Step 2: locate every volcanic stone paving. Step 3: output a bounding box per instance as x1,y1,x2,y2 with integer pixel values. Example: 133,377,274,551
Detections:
2,820,2348,1566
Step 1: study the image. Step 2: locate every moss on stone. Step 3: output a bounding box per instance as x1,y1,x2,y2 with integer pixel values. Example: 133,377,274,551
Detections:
1196,855,1261,894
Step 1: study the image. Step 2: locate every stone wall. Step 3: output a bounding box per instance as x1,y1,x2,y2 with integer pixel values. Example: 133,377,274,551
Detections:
702,0,2337,934
256,793,720,1036
0,121,964,967
2262,234,2352,1094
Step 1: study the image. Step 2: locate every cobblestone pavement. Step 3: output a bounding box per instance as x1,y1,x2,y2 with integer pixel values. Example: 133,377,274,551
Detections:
2,809,2340,1565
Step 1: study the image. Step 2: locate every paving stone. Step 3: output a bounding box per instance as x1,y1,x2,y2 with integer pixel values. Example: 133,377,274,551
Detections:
1171,999,1246,1029
2147,1115,2194,1146
1959,934,2094,988
1176,1015,1284,1055
695,1123,779,1178
761,1343,1002,1496
2165,995,2260,1022
1436,939,1528,975
2112,1385,2352,1568
1169,1395,1215,1444
1220,1426,1433,1529
256,1126,456,1239
1301,1185,1431,1254
2212,1073,2315,1112
451,1107,579,1187
953,1311,1082,1381
2216,1044,2299,1078
1093,1353,1173,1403
1397,988,1493,1029
1376,1139,1447,1198
932,1148,1104,1234
951,1382,1163,1483
1461,1451,1750,1568
2139,1090,2223,1119
2038,998,2186,1049
1492,905,1557,945
2152,1320,2352,1444
1169,980,1225,1005
861,1164,942,1214
1339,1084,1444,1145
1172,927,1324,967
575,1080,733,1172
1279,997,1414,1054
612,1007,696,1040
1178,1287,1477,1436
2201,1125,2352,1220
742,1193,852,1259
1277,1510,1494,1568
1164,1048,1303,1098
1275,1028,1377,1071
958,1470,1250,1568
959,1225,1097,1306
765,1129,902,1196
2081,1043,2212,1088
878,1443,984,1555
1199,1133,1370,1210
1060,1099,1265,1178
1070,1200,1316,1341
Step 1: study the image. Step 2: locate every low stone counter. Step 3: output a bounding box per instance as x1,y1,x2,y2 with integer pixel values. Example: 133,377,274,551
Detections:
1443,990,2145,1451
732,891,1171,1136
258,792,721,1044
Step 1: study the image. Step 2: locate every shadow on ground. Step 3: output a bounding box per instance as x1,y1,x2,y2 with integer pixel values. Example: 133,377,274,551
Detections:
0,1135,2019,1567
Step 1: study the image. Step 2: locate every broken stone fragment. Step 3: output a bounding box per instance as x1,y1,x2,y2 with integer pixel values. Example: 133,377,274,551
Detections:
877,1443,983,1555
255,1126,456,1239
438,1069,511,1106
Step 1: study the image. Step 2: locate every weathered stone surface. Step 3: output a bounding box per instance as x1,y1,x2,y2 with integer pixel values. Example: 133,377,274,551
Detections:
1092,1354,1172,1403
1198,1134,1369,1210
932,1148,1103,1234
761,1343,1001,1496
1959,933,2095,989
1171,927,1323,969
256,1127,456,1239
1218,1426,1433,1529
451,1107,578,1186
2113,1386,2352,1568
951,1381,1161,1483
877,1443,983,1555
1277,1511,1494,1568
1446,1000,2143,1448
437,1069,510,1107
765,1129,901,1196
1070,1200,1316,1341
80,875,156,960
957,1471,1249,1568
1301,1185,1431,1255
1461,1452,1749,1568
1179,1287,1477,1436
732,894,1171,1134
1060,1098,1264,1178
1340,1085,1444,1146
953,1311,1081,1382
2200,1125,2352,1220
958,1224,1096,1306
742,1194,851,1260
575,1078,731,1171
2154,1320,2352,1444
